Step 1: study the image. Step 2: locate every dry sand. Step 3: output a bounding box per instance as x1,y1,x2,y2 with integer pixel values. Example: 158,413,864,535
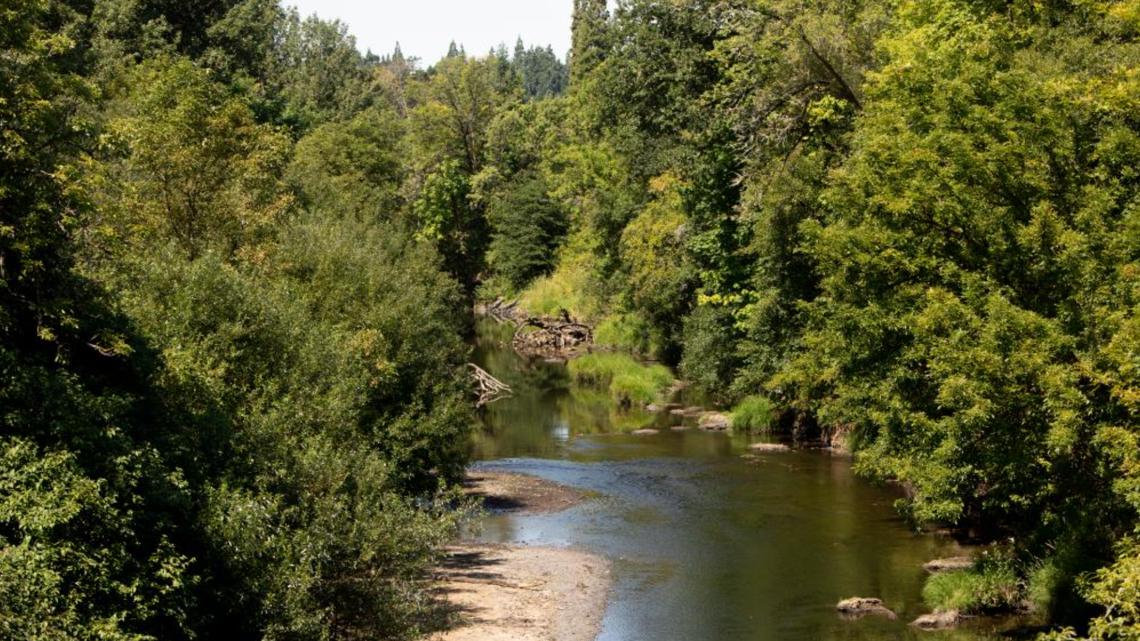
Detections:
431,543,611,641
430,471,610,641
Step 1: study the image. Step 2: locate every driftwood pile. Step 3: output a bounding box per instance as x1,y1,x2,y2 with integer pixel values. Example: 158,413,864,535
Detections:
512,316,593,359
477,299,594,360
467,363,512,408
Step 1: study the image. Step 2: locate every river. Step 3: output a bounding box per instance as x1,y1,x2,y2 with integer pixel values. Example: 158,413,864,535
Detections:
468,319,1007,641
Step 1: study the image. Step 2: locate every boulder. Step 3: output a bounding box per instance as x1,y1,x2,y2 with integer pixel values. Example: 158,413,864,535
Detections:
911,610,961,630
669,409,688,417
698,412,731,431
923,557,974,573
632,429,659,436
836,597,897,620
749,442,790,453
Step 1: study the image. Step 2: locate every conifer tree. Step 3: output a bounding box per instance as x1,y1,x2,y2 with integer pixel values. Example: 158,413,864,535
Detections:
570,0,608,85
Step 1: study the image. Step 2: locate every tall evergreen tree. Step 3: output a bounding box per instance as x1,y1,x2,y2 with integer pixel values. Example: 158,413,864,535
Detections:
570,0,608,85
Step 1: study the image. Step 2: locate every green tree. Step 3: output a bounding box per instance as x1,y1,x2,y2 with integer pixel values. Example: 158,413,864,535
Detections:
201,0,285,82
288,104,407,220
772,0,1140,616
711,0,887,397
271,10,370,131
92,57,293,260
408,54,519,291
514,40,568,100
1,4,201,639
570,0,608,85
486,172,568,289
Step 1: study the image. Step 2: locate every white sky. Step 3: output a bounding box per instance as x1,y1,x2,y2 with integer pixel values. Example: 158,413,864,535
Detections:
284,0,575,65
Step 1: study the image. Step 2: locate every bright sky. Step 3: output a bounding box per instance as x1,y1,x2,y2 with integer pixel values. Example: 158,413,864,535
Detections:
284,0,574,65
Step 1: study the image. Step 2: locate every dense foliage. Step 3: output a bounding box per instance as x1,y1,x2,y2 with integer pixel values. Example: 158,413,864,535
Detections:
7,0,1140,638
474,0,1140,636
0,1,569,640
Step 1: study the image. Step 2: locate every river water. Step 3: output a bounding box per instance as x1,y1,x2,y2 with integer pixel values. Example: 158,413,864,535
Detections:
469,320,1005,641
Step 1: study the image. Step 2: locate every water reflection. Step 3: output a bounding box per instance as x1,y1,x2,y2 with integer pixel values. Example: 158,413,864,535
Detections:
469,320,1005,641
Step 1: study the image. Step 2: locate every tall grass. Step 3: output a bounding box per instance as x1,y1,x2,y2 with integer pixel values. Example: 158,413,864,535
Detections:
1027,559,1065,616
730,395,773,431
568,352,673,406
922,562,1020,613
519,253,601,321
594,313,660,356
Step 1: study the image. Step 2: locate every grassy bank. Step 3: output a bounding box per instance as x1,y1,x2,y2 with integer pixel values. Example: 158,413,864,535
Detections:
923,561,1020,614
730,396,774,431
567,352,674,406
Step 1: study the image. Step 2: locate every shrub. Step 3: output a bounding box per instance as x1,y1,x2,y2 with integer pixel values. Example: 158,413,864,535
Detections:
1027,558,1066,617
731,395,773,431
520,263,599,320
594,313,660,356
679,305,740,399
519,233,603,320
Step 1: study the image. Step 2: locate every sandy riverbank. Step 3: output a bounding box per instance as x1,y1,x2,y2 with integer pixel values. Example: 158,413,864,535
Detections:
463,470,591,514
430,543,611,641
429,471,610,641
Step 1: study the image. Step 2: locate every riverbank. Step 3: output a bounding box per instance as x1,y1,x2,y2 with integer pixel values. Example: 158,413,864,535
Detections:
434,471,609,641
465,316,1014,640
431,543,611,641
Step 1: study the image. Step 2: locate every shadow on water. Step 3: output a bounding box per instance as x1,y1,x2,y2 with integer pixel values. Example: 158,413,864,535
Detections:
468,319,1013,641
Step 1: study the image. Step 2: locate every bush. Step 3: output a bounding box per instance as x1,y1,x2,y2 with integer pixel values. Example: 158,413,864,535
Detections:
731,395,773,431
594,313,660,356
922,562,1020,613
519,254,602,320
568,353,673,406
679,305,740,399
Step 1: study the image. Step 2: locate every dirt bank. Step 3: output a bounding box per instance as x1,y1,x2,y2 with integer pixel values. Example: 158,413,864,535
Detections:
431,543,611,641
464,470,590,514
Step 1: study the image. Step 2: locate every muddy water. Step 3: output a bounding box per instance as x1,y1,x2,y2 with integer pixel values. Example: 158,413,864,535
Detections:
469,320,1003,641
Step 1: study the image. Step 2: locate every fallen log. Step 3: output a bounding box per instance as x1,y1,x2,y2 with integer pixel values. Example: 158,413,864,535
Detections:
511,312,593,359
468,363,512,407
481,297,523,324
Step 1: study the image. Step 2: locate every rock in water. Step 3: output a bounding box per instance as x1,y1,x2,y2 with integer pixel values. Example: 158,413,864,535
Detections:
923,556,974,573
698,412,731,431
836,597,898,620
632,429,659,436
911,610,961,630
749,442,790,452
